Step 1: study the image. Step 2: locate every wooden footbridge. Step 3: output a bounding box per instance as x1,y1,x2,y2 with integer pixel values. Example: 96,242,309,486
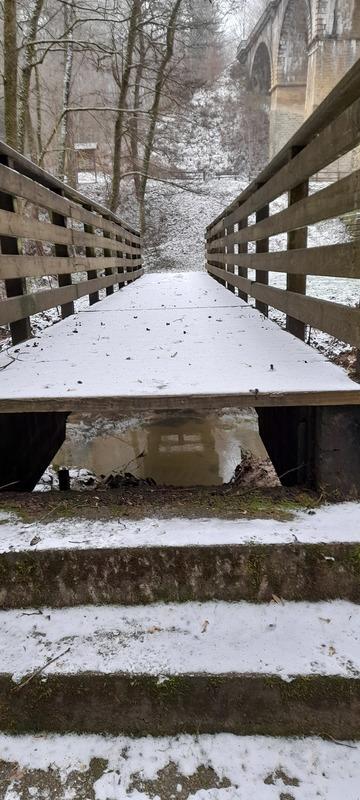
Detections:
1,60,360,493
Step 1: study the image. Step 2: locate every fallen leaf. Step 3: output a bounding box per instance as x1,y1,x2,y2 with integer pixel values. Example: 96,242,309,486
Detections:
201,620,209,633
147,626,162,634
272,594,285,606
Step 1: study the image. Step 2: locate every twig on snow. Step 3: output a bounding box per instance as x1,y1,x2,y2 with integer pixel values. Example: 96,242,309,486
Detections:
13,647,71,692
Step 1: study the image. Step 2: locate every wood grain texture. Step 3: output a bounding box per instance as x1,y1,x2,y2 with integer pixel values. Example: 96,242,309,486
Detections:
207,265,360,348
0,268,144,326
205,244,360,279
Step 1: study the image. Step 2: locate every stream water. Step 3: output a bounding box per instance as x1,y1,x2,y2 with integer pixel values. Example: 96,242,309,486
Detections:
53,409,271,487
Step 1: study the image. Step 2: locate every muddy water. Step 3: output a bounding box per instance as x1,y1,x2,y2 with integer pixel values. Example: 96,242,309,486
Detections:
54,409,269,487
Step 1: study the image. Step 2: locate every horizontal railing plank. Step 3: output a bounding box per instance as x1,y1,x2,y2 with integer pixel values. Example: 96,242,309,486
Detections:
0,163,141,245
0,141,139,238
0,268,144,326
0,255,142,280
214,93,360,232
207,94,360,235
207,264,360,348
206,243,360,279
0,210,140,255
207,169,360,247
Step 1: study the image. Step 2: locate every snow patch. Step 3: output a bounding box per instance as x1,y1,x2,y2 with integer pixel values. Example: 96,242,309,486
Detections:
1,733,359,800
1,599,360,682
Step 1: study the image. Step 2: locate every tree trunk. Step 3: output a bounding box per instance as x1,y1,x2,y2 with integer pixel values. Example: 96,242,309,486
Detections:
35,66,43,161
4,0,18,148
130,22,145,205
138,0,184,231
18,0,45,154
110,0,140,212
58,1,75,182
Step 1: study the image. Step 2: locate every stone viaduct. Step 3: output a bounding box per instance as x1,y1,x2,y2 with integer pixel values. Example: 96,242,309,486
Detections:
238,0,360,159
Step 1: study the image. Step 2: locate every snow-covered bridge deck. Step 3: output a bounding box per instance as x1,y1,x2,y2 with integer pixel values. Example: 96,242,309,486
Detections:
0,271,359,414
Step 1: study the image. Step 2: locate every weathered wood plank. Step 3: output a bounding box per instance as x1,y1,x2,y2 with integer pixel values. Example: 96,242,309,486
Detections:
205,243,360,279
51,204,74,319
255,203,269,317
104,227,115,297
286,154,308,340
0,155,31,344
225,223,235,293
217,93,360,231
0,140,139,239
207,264,360,348
1,387,360,415
207,168,360,247
0,209,140,254
0,268,144,326
237,218,248,303
82,204,99,306
0,163,141,244
0,255,142,280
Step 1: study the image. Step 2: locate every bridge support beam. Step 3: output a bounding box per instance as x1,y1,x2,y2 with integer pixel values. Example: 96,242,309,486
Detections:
313,406,360,497
257,405,360,497
257,406,311,488
0,412,69,492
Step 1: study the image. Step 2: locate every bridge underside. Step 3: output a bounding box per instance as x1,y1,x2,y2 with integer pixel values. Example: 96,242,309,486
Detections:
0,272,359,493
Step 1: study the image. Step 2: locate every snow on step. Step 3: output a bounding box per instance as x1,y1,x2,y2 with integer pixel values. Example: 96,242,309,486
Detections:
0,733,359,800
3,600,360,682
0,272,357,407
1,502,360,552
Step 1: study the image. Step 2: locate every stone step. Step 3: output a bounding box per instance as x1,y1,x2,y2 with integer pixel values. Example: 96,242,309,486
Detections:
1,505,360,607
0,732,359,799
2,600,360,738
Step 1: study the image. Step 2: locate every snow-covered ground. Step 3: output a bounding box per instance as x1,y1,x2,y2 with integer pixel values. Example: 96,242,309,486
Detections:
1,501,360,552
2,598,360,682
1,733,359,800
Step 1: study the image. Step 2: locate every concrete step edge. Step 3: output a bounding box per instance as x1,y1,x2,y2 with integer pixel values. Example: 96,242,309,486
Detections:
1,541,360,607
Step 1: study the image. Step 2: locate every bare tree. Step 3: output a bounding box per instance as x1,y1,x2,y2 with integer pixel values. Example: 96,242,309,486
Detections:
57,0,76,182
18,0,46,153
110,0,141,211
4,0,18,147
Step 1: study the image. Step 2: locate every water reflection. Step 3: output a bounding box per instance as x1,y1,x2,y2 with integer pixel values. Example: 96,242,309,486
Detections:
54,409,271,487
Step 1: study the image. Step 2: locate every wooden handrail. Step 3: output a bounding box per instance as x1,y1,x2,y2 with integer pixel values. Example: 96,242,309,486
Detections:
0,143,143,344
206,57,360,350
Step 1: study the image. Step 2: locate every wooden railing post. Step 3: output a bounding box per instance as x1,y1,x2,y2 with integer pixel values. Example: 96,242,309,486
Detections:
0,155,31,344
83,204,99,305
255,202,269,317
132,230,140,275
103,226,114,296
212,226,225,286
237,218,248,303
225,223,235,293
206,225,225,285
51,194,74,318
286,147,308,340
116,232,124,289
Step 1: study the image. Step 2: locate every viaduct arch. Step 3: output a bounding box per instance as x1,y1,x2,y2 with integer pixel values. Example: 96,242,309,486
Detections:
238,0,360,159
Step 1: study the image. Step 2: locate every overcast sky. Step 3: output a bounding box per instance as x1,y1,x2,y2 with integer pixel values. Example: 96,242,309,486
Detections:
222,0,267,38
